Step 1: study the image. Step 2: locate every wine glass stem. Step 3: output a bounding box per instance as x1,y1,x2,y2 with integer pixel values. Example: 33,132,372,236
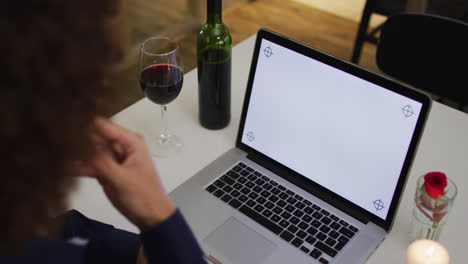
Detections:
160,105,169,143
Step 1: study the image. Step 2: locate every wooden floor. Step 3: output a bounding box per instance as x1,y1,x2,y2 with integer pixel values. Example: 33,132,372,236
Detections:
107,0,378,116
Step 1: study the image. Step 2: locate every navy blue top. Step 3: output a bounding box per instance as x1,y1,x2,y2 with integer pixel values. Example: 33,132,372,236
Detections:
1,209,207,264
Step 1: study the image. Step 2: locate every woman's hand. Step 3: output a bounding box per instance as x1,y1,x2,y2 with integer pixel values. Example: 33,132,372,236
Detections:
89,117,175,231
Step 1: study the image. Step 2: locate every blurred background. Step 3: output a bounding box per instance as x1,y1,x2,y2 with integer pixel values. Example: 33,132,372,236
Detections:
107,0,467,115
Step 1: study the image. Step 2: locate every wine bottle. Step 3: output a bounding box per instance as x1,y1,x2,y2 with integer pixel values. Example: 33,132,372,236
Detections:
197,0,232,129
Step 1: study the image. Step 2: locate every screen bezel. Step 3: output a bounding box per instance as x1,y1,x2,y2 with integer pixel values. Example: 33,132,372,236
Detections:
236,28,431,231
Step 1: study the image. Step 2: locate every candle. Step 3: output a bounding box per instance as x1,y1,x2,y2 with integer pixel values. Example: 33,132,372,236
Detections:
407,239,450,264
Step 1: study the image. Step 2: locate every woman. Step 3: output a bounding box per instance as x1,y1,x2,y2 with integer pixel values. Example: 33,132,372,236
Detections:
0,1,206,263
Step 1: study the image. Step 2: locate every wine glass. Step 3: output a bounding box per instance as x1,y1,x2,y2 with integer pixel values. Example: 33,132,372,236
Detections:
139,37,184,157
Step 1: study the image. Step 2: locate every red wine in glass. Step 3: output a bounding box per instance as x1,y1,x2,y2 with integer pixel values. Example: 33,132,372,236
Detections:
140,64,184,105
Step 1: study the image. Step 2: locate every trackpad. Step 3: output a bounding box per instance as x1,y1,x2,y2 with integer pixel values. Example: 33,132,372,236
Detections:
204,217,277,264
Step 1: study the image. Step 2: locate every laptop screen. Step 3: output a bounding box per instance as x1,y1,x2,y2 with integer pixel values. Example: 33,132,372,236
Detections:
240,38,423,221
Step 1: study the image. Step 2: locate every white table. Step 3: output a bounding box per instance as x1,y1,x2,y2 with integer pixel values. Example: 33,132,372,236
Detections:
70,35,467,263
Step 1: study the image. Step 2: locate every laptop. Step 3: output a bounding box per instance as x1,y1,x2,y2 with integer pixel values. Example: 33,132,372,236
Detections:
169,29,431,264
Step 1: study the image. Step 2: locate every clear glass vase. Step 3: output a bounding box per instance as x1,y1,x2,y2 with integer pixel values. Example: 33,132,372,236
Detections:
409,175,457,243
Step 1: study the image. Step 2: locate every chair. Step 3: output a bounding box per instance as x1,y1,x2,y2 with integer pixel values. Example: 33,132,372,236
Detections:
376,13,468,108
351,0,407,63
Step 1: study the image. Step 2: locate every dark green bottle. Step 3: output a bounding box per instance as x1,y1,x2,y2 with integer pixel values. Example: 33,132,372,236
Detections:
197,0,232,130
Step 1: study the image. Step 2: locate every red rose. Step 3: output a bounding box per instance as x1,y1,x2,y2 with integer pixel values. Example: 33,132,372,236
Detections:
424,172,447,199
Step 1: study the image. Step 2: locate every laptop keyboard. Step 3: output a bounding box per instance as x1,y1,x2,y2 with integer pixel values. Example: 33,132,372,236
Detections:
205,162,359,264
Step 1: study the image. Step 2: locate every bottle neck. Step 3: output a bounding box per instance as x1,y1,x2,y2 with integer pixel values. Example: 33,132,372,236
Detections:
207,0,222,24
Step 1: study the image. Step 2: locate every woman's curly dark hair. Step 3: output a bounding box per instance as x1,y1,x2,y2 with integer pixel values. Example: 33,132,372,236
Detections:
0,0,126,250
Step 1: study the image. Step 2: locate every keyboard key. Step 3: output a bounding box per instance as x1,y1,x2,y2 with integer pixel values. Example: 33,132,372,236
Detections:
287,225,298,234
214,180,225,188
304,206,314,214
349,225,359,232
297,230,308,239
300,246,310,254
263,183,273,190
262,209,273,217
290,216,300,225
287,197,297,204
277,185,286,191
335,242,346,251
269,180,278,186
229,199,242,209
298,222,309,230
330,222,341,230
222,185,233,193
279,220,290,228
316,232,327,241
286,190,295,196
270,214,281,223
339,220,349,227
221,175,235,185
312,211,323,220
246,200,256,207
280,230,294,242
305,235,317,245
238,195,248,202
238,205,282,235
245,181,255,188
254,171,262,176
293,209,304,218
260,190,271,198
280,211,292,219
227,171,240,179
273,206,283,214
321,217,332,225
295,202,306,210
311,220,321,228
276,200,287,208
268,195,279,203
241,187,251,195
279,192,289,200
232,166,242,172
330,215,339,221
221,194,233,203
310,248,322,259
294,194,303,201
255,179,265,185
233,183,243,190
325,237,337,247
240,170,250,176
238,162,246,168
213,189,225,198
320,209,330,216
339,227,355,238
246,167,254,172
302,215,313,223
291,237,304,247
306,227,318,236
271,187,281,195
261,175,270,181
248,192,259,199
338,236,349,245
329,230,340,239
253,186,263,193
319,257,329,264
315,241,338,257
256,197,267,204
312,204,321,211
230,190,240,198
303,200,312,206
206,185,217,193
238,177,247,184
264,201,275,209
254,204,265,213
285,205,296,212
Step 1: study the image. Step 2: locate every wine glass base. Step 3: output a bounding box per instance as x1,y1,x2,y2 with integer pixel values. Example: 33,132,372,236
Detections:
150,133,183,158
